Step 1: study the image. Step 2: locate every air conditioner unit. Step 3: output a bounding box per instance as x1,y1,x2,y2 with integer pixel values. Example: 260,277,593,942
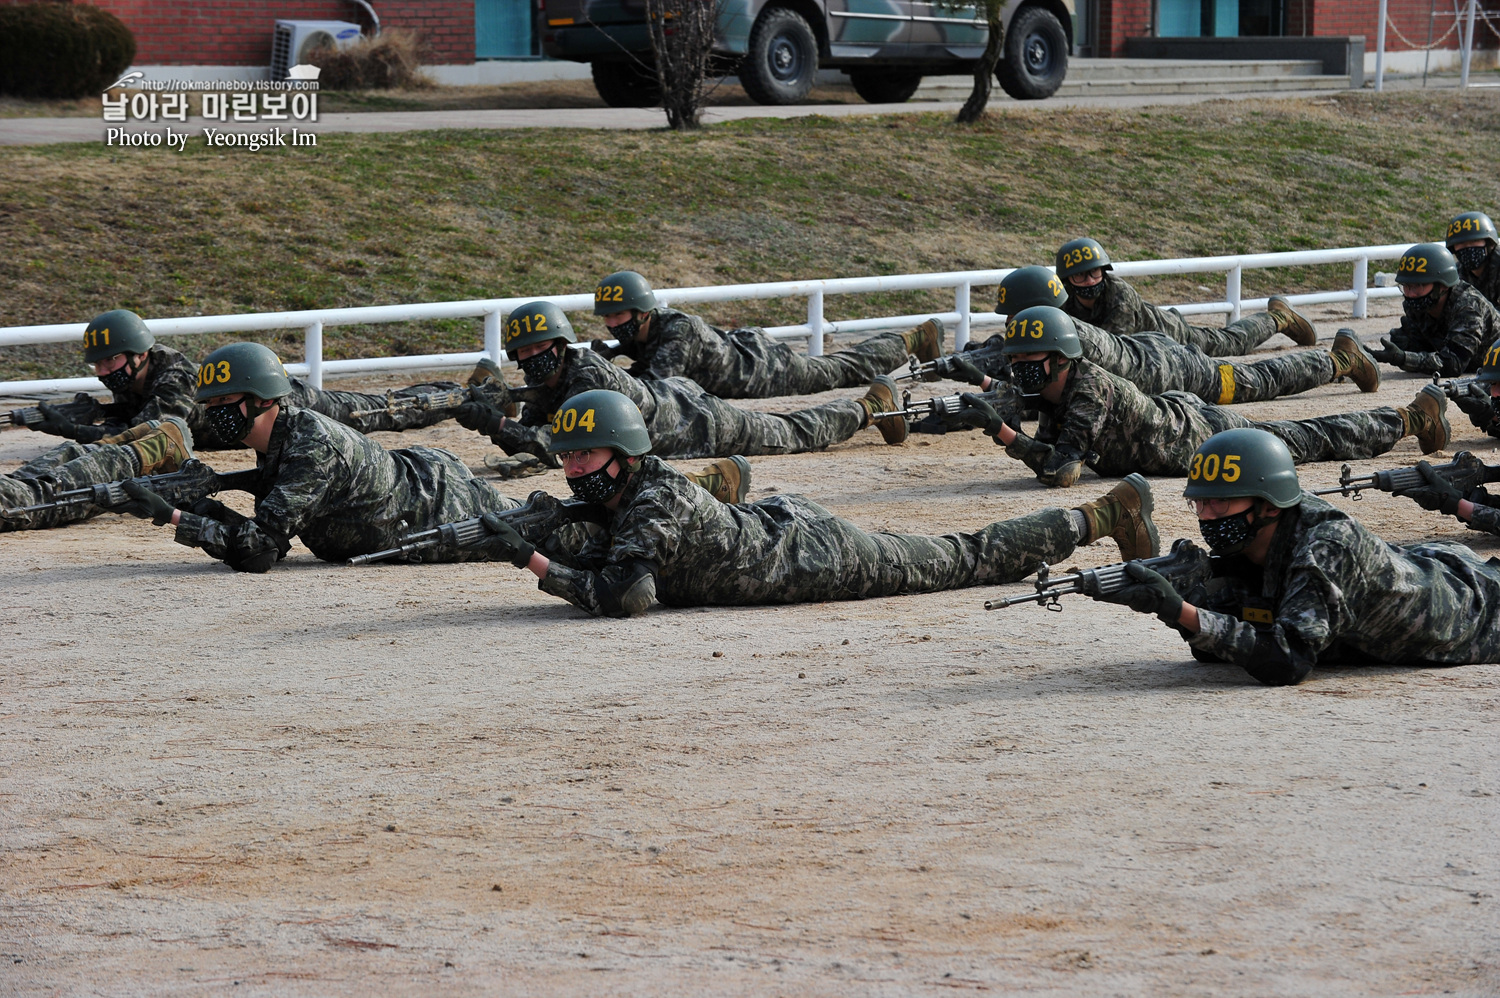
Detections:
270,20,363,80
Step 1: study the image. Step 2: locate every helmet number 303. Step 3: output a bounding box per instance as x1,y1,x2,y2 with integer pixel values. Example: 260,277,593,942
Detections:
197,360,232,387
551,407,596,434
1190,452,1241,483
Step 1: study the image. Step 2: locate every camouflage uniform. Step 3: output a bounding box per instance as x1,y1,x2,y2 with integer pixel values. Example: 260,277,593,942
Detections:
1062,274,1279,357
537,456,1078,616
0,441,142,532
1181,494,1500,683
616,307,910,398
488,348,868,462
1004,360,1404,484
281,378,463,435
173,407,518,566
967,321,1335,404
1385,280,1500,377
1463,256,1500,310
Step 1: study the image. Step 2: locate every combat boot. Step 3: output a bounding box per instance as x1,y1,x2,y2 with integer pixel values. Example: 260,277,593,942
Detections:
1397,384,1451,454
859,375,908,445
128,416,193,475
467,358,502,387
1329,330,1381,393
1267,296,1317,346
684,456,752,504
902,318,945,363
98,419,162,446
1072,473,1160,560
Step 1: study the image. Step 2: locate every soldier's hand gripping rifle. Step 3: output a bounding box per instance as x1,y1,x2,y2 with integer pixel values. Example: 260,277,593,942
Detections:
347,381,515,420
1431,373,1479,401
868,386,1020,430
0,459,260,519
894,339,1007,384
1311,451,1499,499
347,490,610,566
1,394,105,430
985,538,1212,611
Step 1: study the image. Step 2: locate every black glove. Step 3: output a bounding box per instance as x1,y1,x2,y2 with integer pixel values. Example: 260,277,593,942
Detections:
1095,561,1184,625
115,479,177,526
224,521,285,573
955,392,1007,436
33,401,79,439
590,339,621,359
936,355,990,386
1453,386,1495,430
1368,337,1407,366
480,512,536,568
71,424,109,444
455,401,505,437
1395,460,1465,515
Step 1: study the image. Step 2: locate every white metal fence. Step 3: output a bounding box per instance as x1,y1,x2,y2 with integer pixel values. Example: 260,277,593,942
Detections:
0,244,1410,396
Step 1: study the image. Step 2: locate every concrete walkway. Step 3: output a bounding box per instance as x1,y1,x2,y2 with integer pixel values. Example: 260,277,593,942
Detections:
0,86,1366,146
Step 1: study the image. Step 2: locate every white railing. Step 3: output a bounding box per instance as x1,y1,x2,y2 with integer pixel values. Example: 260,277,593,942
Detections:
0,244,1411,396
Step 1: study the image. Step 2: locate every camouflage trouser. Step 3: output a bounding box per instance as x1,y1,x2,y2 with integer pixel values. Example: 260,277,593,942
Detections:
193,379,464,449
1157,310,1279,358
1205,403,1406,464
669,398,868,460
708,330,910,399
1084,331,1334,403
0,442,139,532
774,504,1077,602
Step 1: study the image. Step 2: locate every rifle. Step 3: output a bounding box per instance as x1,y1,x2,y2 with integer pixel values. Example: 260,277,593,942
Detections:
893,340,1008,383
868,386,1016,424
1311,450,1499,499
347,491,610,566
2,394,105,430
347,382,514,420
0,459,259,519
984,538,1212,611
1431,374,1479,401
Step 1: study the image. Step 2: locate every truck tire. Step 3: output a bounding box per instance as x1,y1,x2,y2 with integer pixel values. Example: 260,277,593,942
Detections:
592,60,660,108
739,8,818,105
848,69,922,104
995,5,1068,101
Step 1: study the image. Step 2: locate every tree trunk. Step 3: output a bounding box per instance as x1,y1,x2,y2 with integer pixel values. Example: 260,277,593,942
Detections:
645,0,718,130
956,6,1003,124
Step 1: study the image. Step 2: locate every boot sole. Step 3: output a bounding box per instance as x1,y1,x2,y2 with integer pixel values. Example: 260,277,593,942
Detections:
870,375,909,445
1120,472,1161,559
1417,384,1451,453
1270,296,1316,346
1332,331,1381,393
726,455,752,503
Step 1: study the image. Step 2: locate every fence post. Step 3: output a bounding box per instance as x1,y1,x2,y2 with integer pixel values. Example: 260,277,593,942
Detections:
1353,255,1369,319
807,291,824,357
484,308,503,363
1461,0,1477,90
1226,265,1242,323
305,321,323,389
954,281,971,351
1374,0,1387,91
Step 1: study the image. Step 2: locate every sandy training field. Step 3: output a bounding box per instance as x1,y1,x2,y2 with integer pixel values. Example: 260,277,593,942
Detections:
1,303,1496,996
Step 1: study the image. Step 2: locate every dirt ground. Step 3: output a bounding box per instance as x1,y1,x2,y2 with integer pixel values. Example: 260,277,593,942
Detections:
0,300,1496,996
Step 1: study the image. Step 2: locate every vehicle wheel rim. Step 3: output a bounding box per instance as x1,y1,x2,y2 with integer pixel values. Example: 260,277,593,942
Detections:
1024,33,1053,74
770,35,803,81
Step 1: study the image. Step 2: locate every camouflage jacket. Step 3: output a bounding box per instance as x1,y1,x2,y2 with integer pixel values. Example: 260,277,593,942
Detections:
617,307,754,394
541,456,866,616
1182,495,1500,683
174,407,511,563
1459,486,1500,536
1003,360,1223,481
489,348,720,460
1387,281,1500,376
1061,274,1186,338
97,344,200,433
1465,253,1500,310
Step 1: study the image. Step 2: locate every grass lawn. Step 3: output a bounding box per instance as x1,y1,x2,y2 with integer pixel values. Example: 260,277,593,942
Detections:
1,90,1496,380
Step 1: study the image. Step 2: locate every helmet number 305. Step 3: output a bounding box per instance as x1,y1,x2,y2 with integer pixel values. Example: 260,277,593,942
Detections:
551,407,596,434
197,360,233,387
1189,452,1241,483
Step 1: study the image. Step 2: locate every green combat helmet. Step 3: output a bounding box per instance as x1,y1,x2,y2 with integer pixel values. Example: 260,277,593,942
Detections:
1054,237,1113,281
1183,427,1302,508
1445,211,1498,250
1396,243,1460,289
593,270,658,316
503,300,577,354
546,388,652,457
1000,305,1083,358
194,342,291,403
82,308,154,364
996,265,1069,314
1475,338,1500,388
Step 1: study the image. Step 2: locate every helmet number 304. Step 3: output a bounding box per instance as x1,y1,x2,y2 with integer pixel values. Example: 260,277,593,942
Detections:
551,407,596,435
1190,452,1241,483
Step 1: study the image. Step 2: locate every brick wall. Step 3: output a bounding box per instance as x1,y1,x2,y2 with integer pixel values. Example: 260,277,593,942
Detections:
0,0,476,64
1099,0,1153,56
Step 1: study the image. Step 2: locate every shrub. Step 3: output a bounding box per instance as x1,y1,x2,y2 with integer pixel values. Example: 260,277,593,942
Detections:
307,29,430,90
0,1,136,99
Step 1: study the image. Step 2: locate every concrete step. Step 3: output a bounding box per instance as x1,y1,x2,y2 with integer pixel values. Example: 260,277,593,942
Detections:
1065,56,1327,81
915,72,1348,100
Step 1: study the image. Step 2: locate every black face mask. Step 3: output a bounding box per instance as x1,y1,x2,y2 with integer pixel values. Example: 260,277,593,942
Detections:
1402,287,1444,320
1198,510,1268,555
566,456,629,504
1070,280,1103,303
611,315,641,346
99,355,139,394
206,400,258,443
1011,359,1049,395
1455,245,1491,274
518,343,562,385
